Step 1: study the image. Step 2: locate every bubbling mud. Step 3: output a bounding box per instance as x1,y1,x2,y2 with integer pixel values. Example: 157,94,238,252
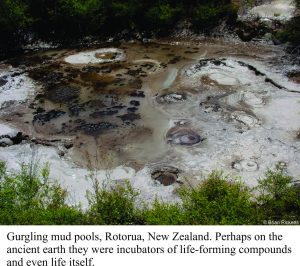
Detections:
231,111,259,128
151,166,180,186
157,92,187,104
64,48,126,64
232,160,259,172
166,126,202,146
1,40,300,205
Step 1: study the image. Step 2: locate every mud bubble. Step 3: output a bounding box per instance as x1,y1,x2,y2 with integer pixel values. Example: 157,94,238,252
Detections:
166,126,202,146
64,48,126,65
231,111,259,128
157,92,187,104
232,159,258,172
151,166,180,186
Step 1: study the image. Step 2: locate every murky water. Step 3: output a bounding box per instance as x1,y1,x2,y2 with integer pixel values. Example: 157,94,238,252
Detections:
0,39,299,204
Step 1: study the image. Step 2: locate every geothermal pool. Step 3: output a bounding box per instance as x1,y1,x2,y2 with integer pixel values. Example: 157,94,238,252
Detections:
0,40,299,206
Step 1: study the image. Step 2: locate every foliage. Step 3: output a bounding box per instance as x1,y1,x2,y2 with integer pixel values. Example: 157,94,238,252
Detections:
0,161,83,225
1,161,299,225
143,200,184,225
55,0,105,35
273,0,300,45
145,3,182,30
0,0,239,46
86,175,142,224
190,1,237,31
256,165,300,220
178,171,258,224
105,0,141,31
0,0,31,32
275,17,300,45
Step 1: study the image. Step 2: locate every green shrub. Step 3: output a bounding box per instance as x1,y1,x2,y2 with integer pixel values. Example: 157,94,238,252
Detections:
54,0,105,36
272,0,300,45
192,3,237,31
145,3,181,30
0,161,83,225
143,200,184,225
0,207,85,225
179,171,258,224
275,17,300,45
86,176,143,224
256,165,300,220
107,0,140,30
0,0,31,32
1,160,299,225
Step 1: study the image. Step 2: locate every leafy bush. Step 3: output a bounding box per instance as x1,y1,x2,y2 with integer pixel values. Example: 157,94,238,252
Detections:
256,165,300,220
143,200,184,225
86,176,143,224
0,161,83,225
1,160,298,225
105,0,140,31
0,0,239,47
273,0,300,45
0,0,31,32
275,17,300,45
52,0,105,36
144,3,182,30
192,2,237,31
179,171,258,224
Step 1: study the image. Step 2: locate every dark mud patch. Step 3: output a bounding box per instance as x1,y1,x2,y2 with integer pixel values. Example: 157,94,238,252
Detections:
288,72,300,84
85,100,108,109
8,54,52,68
127,107,138,113
0,132,28,147
76,122,117,135
168,56,182,65
196,58,227,69
33,110,66,124
200,98,222,113
151,166,180,186
0,100,17,111
130,100,140,106
90,109,119,118
69,105,85,117
80,72,115,86
45,86,80,103
237,61,265,76
82,65,113,74
28,64,66,86
118,113,141,122
129,90,145,98
0,78,7,87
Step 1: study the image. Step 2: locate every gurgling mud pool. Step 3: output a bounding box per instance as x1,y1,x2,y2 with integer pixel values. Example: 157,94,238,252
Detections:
0,40,300,206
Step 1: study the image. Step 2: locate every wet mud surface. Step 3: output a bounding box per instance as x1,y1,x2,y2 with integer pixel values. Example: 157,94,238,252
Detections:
0,40,300,203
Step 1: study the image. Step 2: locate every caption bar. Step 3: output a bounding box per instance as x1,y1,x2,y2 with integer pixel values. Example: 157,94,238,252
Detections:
0,226,299,266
